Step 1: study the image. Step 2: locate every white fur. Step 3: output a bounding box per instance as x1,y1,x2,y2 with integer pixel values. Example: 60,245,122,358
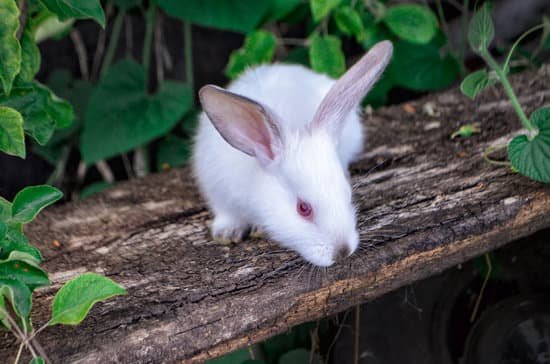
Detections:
193,41,392,266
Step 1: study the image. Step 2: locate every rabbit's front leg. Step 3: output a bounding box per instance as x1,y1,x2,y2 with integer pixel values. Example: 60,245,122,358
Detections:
211,208,251,244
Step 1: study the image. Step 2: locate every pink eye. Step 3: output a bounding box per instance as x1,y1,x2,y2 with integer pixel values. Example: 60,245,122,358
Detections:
297,199,313,219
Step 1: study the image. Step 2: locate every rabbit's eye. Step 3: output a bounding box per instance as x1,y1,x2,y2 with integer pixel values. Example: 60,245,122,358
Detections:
297,199,313,219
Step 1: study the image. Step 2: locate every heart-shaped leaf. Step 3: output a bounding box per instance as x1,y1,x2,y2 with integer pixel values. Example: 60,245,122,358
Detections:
0,260,49,291
40,0,105,28
0,278,32,319
383,4,438,44
310,0,342,22
30,358,45,364
468,2,494,53
508,107,550,183
309,35,346,77
0,0,21,95
225,30,277,79
0,106,25,158
460,69,496,99
11,185,63,224
81,60,191,164
50,273,126,325
154,0,270,33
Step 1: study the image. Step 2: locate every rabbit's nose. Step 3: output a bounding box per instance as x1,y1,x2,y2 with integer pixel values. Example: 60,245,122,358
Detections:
333,245,351,263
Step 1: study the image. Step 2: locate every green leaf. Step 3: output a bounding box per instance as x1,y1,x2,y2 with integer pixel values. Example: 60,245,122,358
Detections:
225,30,277,79
389,40,460,91
17,31,41,83
0,222,5,241
468,2,494,53
81,60,191,164
156,135,191,171
11,185,63,224
264,0,303,22
0,260,49,290
0,278,32,318
0,106,25,158
508,107,550,183
0,0,21,95
40,0,105,28
0,250,41,268
207,348,252,364
34,12,75,43
0,197,11,220
334,6,364,37
154,0,271,33
30,358,45,364
383,4,438,44
80,182,111,199
310,0,342,22
0,240,42,263
309,35,346,78
0,82,74,145
451,123,481,139
278,349,321,364
460,69,496,99
110,0,141,10
50,273,126,326
0,294,9,329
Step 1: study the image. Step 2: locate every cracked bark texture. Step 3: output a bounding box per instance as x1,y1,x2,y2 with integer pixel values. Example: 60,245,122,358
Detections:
1,67,550,363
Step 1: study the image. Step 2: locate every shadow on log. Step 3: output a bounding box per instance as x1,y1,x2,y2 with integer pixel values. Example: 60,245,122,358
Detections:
1,67,549,363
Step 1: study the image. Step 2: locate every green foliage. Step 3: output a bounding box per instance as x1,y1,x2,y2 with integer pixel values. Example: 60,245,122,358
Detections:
383,4,438,44
508,108,550,183
30,358,45,364
309,35,346,77
389,40,459,91
157,135,191,170
40,0,106,28
0,0,21,95
278,348,321,364
460,69,495,99
154,0,271,33
11,185,62,223
226,31,277,79
80,182,112,199
461,5,549,183
81,60,192,163
310,0,342,22
334,6,364,39
0,106,25,158
50,273,126,325
0,278,32,319
468,2,494,54
451,123,481,139
18,31,41,83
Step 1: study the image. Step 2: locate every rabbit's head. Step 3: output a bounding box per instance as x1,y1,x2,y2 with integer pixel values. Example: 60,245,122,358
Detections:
199,41,393,266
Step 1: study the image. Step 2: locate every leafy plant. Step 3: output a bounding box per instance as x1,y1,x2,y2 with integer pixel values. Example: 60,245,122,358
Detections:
460,3,550,183
0,1,126,362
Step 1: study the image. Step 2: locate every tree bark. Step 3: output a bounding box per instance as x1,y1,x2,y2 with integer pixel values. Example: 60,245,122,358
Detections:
1,67,549,363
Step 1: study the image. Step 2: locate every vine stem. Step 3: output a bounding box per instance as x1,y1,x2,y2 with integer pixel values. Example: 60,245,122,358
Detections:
480,50,535,134
483,144,511,166
470,253,492,322
502,23,545,72
101,9,126,77
142,4,156,86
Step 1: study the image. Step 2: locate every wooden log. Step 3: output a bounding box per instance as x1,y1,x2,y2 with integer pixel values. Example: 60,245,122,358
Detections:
1,66,549,363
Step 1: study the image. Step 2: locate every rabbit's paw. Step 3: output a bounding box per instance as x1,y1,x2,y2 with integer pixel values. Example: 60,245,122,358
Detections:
211,214,251,244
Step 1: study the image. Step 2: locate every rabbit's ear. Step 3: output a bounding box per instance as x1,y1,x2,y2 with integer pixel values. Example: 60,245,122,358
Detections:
199,85,283,166
311,41,393,137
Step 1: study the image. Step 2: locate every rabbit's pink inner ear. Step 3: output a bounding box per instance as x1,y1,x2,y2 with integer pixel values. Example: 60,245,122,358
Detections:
199,85,281,162
311,40,393,136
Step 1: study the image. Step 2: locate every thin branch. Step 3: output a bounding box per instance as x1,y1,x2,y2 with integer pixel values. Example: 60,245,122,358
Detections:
470,253,492,322
154,12,164,83
91,3,113,80
183,21,194,104
70,29,90,80
101,9,126,77
95,160,115,183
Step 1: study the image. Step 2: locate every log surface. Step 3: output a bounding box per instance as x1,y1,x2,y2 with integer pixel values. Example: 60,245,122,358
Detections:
1,67,550,363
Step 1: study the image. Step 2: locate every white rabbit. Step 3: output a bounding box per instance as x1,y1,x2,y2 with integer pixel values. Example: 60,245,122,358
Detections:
193,41,393,267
